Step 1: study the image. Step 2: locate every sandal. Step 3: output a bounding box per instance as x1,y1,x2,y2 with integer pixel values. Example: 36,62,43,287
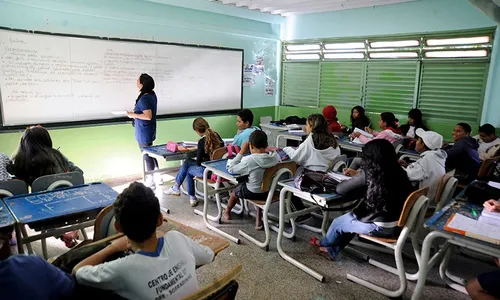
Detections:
222,210,231,222
309,236,321,247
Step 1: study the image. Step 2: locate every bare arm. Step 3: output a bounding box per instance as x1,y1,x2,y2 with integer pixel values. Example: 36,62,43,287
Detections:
127,109,152,121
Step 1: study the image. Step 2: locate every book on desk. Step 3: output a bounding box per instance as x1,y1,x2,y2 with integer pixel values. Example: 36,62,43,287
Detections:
444,212,500,245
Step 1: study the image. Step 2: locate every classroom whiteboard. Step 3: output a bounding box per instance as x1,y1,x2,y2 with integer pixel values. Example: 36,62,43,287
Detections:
0,29,243,127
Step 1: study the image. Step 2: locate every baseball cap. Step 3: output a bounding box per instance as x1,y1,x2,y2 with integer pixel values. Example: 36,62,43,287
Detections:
415,128,443,150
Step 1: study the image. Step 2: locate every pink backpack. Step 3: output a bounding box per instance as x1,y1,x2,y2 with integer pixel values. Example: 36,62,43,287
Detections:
166,141,178,153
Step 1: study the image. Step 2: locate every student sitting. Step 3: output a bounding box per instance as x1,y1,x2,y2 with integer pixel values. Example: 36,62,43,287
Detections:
164,118,224,207
322,105,342,133
0,226,75,299
283,114,341,218
232,109,259,147
399,129,446,200
474,123,500,161
7,126,83,247
223,131,279,228
399,108,428,138
0,153,11,181
444,123,480,184
310,139,414,261
342,106,370,133
74,182,214,300
466,199,500,300
351,112,402,144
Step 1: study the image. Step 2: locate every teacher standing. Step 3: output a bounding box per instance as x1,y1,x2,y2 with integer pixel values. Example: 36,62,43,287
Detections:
127,73,159,189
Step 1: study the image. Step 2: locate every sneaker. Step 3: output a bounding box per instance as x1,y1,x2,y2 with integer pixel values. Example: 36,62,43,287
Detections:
190,199,199,207
163,186,180,196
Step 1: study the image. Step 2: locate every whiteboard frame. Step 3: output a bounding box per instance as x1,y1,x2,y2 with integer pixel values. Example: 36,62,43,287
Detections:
0,26,244,131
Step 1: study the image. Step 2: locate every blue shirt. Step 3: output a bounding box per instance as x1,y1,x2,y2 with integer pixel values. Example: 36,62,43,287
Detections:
134,93,158,144
233,126,259,147
0,255,75,300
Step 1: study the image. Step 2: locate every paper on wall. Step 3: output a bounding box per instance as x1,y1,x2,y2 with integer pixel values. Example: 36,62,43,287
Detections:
243,64,255,86
255,56,264,65
254,64,264,75
265,76,275,87
265,86,275,96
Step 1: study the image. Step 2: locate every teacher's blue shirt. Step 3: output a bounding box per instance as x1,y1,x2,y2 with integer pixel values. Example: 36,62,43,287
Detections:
134,93,157,144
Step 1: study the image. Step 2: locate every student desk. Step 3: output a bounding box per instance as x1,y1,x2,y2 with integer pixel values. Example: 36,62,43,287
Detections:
399,149,420,161
0,200,15,229
276,179,358,282
412,200,500,300
3,183,118,258
260,123,288,148
141,143,197,181
275,131,307,149
338,137,364,155
199,159,243,244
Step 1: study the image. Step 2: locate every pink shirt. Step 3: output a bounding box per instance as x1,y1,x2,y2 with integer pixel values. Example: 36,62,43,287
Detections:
359,129,402,144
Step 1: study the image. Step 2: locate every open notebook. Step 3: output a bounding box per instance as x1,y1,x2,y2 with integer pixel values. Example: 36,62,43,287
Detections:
444,213,500,244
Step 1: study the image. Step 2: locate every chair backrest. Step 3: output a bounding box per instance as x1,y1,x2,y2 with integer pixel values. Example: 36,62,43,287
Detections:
93,205,118,241
31,172,84,192
435,176,458,212
398,186,429,227
261,161,297,192
0,179,28,198
393,139,404,153
329,154,347,172
211,147,229,161
478,156,500,178
433,170,456,203
182,264,242,300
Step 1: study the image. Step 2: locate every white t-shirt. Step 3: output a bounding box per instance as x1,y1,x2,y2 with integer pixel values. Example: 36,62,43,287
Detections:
406,126,416,138
76,231,214,300
478,137,500,154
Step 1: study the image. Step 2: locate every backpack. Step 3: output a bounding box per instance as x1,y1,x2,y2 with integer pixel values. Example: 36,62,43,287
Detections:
294,170,338,194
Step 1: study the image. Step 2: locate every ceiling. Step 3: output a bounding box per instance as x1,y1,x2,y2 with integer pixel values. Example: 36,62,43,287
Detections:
207,0,420,16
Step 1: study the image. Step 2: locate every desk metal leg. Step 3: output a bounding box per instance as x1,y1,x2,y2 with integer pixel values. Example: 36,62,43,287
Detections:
438,245,467,294
201,168,239,244
20,225,33,254
277,188,325,282
15,224,23,254
411,231,449,300
41,235,48,259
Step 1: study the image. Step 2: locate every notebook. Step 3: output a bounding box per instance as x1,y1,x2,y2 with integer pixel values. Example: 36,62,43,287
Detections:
327,172,352,182
479,208,500,226
444,213,500,244
353,128,373,138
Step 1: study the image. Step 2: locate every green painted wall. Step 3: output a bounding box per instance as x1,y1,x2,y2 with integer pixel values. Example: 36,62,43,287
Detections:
0,106,275,181
277,106,490,142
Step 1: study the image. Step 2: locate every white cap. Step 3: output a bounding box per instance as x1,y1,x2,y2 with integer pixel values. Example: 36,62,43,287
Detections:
415,128,443,150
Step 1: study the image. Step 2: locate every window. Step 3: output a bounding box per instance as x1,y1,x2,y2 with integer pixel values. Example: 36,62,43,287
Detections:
281,28,494,127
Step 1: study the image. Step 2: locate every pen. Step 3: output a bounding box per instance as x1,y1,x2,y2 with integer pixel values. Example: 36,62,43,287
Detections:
471,207,478,218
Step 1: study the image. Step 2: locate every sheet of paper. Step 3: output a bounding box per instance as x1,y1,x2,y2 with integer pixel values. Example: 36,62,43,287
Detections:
351,137,364,144
285,124,301,129
448,213,500,241
222,138,234,144
182,141,198,146
488,181,500,190
478,215,500,227
481,208,500,220
353,128,373,138
111,111,128,116
328,172,352,182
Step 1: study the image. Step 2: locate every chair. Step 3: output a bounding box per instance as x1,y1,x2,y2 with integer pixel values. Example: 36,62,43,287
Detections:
31,171,84,192
393,139,405,153
93,205,117,241
0,179,28,198
328,154,347,172
30,172,85,258
433,171,458,212
477,156,499,179
193,146,244,216
182,264,242,300
239,161,296,251
347,187,430,298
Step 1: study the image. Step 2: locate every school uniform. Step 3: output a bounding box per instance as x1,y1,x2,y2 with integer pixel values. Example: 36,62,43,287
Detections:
175,134,224,197
227,151,280,200
1,255,75,299
232,126,259,147
283,134,341,172
358,128,403,144
445,136,480,184
400,123,428,138
404,128,446,200
319,169,412,259
134,93,158,173
474,135,500,161
76,231,214,300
